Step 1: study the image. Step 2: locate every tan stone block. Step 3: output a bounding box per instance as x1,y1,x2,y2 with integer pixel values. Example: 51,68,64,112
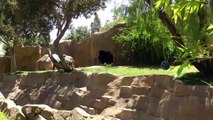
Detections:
115,108,136,120
100,95,112,103
192,85,209,97
174,82,193,97
120,76,134,86
135,95,149,111
120,86,132,98
150,86,165,98
141,76,155,87
154,75,175,89
132,86,151,95
93,99,107,110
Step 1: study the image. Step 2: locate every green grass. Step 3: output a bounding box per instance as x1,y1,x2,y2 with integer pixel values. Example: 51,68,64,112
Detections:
0,112,10,120
80,65,198,77
1,70,54,76
79,65,213,85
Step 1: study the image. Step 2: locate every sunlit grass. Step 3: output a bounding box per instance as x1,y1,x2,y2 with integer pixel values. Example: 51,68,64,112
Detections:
79,65,199,77
2,70,54,76
80,65,213,85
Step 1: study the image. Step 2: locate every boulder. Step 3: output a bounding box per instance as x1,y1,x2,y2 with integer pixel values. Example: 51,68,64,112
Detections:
52,54,75,70
70,107,92,120
7,106,25,120
36,54,74,70
22,104,52,119
36,54,53,70
0,99,25,120
0,99,16,111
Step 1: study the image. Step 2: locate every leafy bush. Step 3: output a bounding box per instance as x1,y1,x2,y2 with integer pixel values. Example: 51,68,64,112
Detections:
65,26,91,43
101,17,125,32
114,6,178,65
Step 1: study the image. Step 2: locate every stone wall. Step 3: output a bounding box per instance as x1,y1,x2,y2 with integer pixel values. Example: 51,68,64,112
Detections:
0,56,10,74
55,23,128,67
11,46,43,71
9,23,127,71
0,71,212,120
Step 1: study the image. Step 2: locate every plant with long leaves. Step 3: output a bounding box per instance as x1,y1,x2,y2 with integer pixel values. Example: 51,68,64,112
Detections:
114,0,178,65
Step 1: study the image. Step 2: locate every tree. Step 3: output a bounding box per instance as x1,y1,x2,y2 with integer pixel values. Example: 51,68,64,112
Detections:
91,13,101,33
155,0,213,76
114,0,177,65
0,0,107,72
0,0,46,71
117,0,213,78
66,26,91,42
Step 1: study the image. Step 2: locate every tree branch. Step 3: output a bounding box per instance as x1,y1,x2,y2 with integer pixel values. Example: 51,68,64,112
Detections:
158,9,184,48
0,38,12,49
52,18,72,71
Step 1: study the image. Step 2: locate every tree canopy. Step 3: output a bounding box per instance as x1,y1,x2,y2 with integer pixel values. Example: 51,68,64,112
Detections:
0,0,107,72
115,0,213,77
66,25,91,42
91,13,101,33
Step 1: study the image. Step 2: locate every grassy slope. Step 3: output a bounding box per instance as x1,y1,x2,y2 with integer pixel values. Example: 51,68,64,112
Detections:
80,65,198,77
80,65,213,85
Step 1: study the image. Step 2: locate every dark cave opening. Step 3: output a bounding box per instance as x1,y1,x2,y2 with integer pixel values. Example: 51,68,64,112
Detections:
98,50,113,64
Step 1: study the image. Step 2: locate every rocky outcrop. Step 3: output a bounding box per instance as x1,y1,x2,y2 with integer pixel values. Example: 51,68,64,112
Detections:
0,98,101,120
0,71,212,120
7,23,127,72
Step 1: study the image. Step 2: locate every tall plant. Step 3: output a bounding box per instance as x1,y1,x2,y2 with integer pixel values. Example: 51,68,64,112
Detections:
155,0,213,76
114,0,177,65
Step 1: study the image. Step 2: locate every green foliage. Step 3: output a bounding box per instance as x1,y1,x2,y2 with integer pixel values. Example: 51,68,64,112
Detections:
0,0,48,52
0,112,10,120
155,0,213,75
0,0,107,47
101,17,126,32
66,26,91,42
91,13,101,33
114,1,178,65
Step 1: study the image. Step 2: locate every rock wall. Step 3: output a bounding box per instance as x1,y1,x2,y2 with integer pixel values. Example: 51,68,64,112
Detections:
10,23,128,71
53,23,128,67
11,46,43,71
0,71,212,120
0,56,10,74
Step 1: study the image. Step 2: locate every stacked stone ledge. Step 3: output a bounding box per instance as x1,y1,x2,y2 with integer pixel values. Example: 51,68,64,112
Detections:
0,71,212,120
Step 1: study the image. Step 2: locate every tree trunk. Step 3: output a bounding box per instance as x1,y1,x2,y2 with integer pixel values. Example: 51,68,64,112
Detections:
10,49,17,72
50,19,73,72
192,59,213,77
158,9,184,48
